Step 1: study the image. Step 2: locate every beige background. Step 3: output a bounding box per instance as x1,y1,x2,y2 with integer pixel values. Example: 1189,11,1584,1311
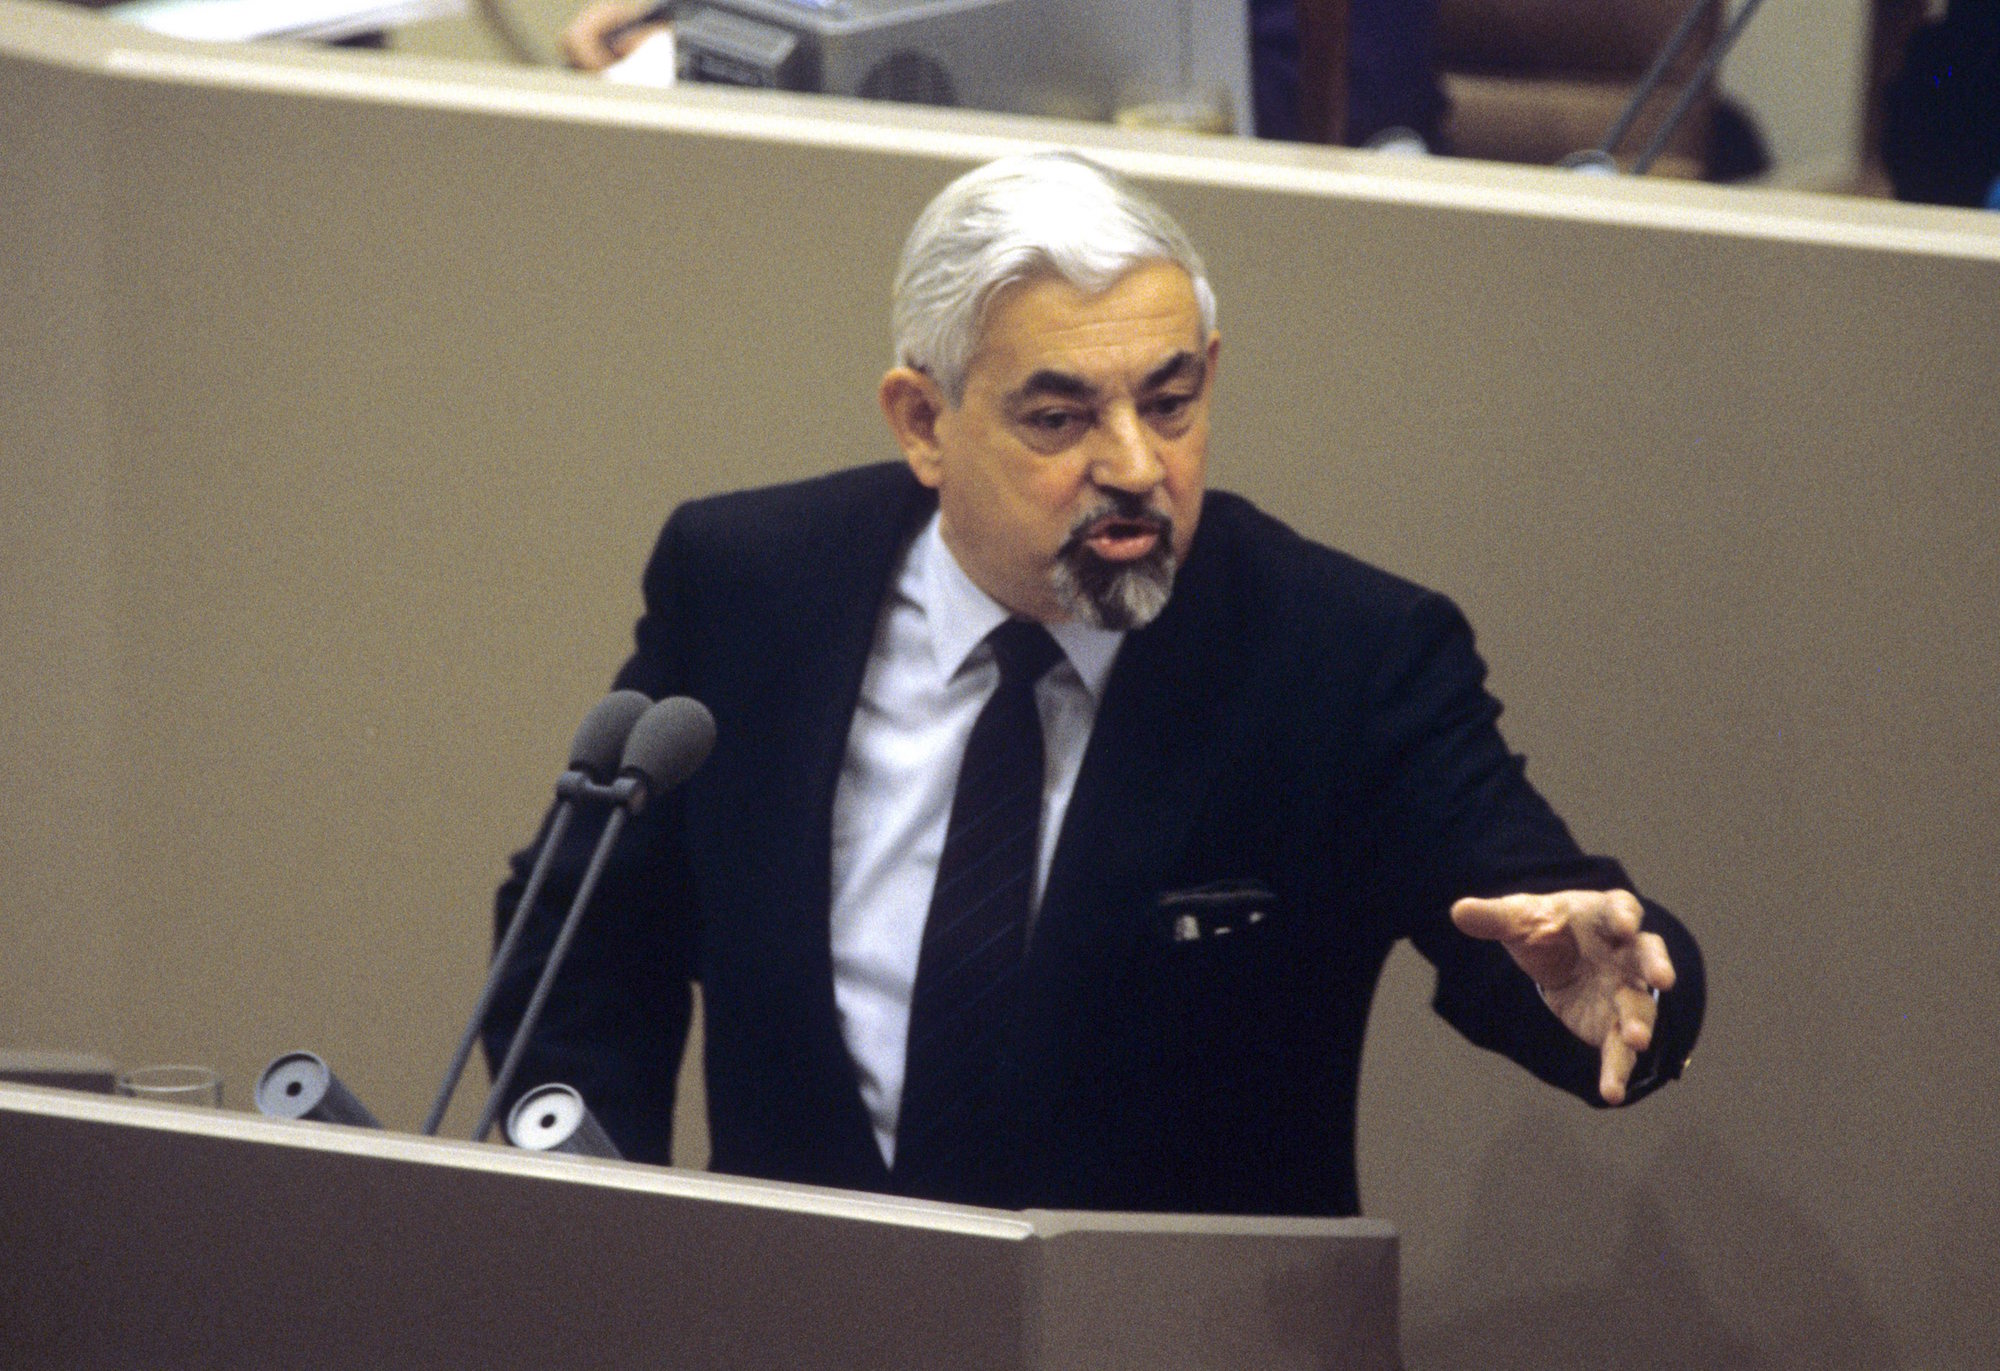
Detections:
5,4,2000,1368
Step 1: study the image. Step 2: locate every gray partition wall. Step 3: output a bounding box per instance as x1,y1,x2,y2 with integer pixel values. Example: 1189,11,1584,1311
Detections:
3,4,1998,1368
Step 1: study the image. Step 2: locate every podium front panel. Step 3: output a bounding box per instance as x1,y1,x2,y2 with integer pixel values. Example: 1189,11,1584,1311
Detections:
0,1085,1399,1369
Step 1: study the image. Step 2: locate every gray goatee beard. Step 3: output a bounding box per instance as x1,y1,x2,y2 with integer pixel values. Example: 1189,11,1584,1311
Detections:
1048,500,1178,631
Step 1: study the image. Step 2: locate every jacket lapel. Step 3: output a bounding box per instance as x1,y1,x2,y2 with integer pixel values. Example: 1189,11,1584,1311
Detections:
777,466,936,1187
1030,505,1251,992
791,467,940,932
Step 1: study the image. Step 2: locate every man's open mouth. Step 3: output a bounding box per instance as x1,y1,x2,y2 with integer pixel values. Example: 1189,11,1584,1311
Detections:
1071,510,1171,564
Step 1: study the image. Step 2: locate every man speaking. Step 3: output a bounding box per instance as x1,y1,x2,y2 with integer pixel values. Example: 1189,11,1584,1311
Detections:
485,152,1702,1216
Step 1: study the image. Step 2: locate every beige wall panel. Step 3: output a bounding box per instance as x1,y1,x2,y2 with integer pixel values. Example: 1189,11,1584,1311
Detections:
0,42,125,1062
4,4,1999,1366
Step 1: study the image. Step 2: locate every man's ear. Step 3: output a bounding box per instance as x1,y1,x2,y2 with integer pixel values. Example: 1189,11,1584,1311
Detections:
879,367,948,489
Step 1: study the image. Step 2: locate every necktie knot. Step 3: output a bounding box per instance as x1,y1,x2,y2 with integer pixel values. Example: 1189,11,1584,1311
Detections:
986,619,1063,689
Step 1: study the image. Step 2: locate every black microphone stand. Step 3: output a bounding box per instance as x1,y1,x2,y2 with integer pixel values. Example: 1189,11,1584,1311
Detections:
420,690,651,1137
469,696,715,1144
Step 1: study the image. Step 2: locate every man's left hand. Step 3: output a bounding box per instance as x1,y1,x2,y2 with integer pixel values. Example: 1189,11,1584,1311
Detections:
1450,889,1675,1105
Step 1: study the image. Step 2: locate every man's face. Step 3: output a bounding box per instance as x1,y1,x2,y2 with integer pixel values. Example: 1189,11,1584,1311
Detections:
883,260,1219,628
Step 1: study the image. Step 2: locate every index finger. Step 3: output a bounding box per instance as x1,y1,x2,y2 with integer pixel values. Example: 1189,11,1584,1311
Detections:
1449,892,1556,943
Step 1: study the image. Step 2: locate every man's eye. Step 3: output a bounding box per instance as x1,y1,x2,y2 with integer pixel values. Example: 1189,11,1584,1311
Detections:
1146,393,1195,422
1024,410,1083,433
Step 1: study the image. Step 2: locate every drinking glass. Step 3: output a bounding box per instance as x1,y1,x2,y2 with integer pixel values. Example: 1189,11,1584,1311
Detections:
116,1064,223,1108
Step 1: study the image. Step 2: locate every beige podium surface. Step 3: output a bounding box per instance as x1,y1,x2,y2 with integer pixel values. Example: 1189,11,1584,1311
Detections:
0,1084,1400,1370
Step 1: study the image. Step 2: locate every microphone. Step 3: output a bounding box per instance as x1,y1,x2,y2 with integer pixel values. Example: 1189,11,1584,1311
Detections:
572,690,658,775
419,690,653,1137
505,1082,624,1159
255,1051,381,1128
615,694,717,802
470,695,716,1143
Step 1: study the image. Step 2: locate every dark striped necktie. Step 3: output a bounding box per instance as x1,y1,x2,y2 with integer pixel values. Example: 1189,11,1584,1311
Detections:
893,618,1063,1205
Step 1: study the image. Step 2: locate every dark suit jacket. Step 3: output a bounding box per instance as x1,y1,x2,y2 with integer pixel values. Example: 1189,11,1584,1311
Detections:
486,462,1703,1217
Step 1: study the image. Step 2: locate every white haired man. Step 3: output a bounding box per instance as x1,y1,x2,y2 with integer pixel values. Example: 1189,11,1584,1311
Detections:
486,152,1702,1214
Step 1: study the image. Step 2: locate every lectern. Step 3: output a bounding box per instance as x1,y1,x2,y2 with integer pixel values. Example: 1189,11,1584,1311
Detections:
0,1084,1400,1369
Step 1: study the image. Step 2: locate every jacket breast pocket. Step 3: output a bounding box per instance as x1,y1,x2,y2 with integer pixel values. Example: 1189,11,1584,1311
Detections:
1154,879,1279,946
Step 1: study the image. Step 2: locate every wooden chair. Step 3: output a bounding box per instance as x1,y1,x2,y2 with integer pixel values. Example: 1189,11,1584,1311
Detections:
1295,0,1353,145
1434,0,1722,176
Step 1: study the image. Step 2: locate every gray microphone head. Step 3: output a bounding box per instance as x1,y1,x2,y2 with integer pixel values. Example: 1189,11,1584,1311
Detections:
505,1083,624,1159
568,690,653,780
619,695,716,796
255,1051,381,1128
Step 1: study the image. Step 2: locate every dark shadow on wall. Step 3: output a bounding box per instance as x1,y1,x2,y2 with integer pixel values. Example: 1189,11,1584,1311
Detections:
1401,1114,1900,1371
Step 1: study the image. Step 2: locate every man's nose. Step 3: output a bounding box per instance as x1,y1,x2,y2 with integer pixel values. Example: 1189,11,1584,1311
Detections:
1089,406,1164,493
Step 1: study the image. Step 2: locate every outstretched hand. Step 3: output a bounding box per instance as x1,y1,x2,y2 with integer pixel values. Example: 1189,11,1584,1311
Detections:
1451,889,1676,1105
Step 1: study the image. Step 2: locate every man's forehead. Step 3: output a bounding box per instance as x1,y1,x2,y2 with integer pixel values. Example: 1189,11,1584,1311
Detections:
968,261,1206,388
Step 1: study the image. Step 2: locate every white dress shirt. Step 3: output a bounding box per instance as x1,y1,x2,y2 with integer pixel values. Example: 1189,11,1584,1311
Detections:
827,513,1124,1168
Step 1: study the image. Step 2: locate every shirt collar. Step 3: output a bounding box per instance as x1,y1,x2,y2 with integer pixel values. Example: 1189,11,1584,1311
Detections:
915,512,1124,700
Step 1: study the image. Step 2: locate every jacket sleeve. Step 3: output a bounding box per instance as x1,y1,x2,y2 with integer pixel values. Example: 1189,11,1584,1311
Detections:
1350,589,1703,1105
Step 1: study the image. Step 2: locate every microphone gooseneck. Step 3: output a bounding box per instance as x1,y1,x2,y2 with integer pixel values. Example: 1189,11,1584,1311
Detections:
418,692,657,1138
1630,0,1771,175
1583,0,1774,176
470,695,716,1143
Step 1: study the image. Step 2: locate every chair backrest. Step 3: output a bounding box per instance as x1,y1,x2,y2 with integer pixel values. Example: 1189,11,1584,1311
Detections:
1437,0,1719,80
1435,0,1722,173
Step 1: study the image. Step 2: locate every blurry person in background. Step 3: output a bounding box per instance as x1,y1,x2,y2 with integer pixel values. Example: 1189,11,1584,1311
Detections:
1883,0,2000,209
